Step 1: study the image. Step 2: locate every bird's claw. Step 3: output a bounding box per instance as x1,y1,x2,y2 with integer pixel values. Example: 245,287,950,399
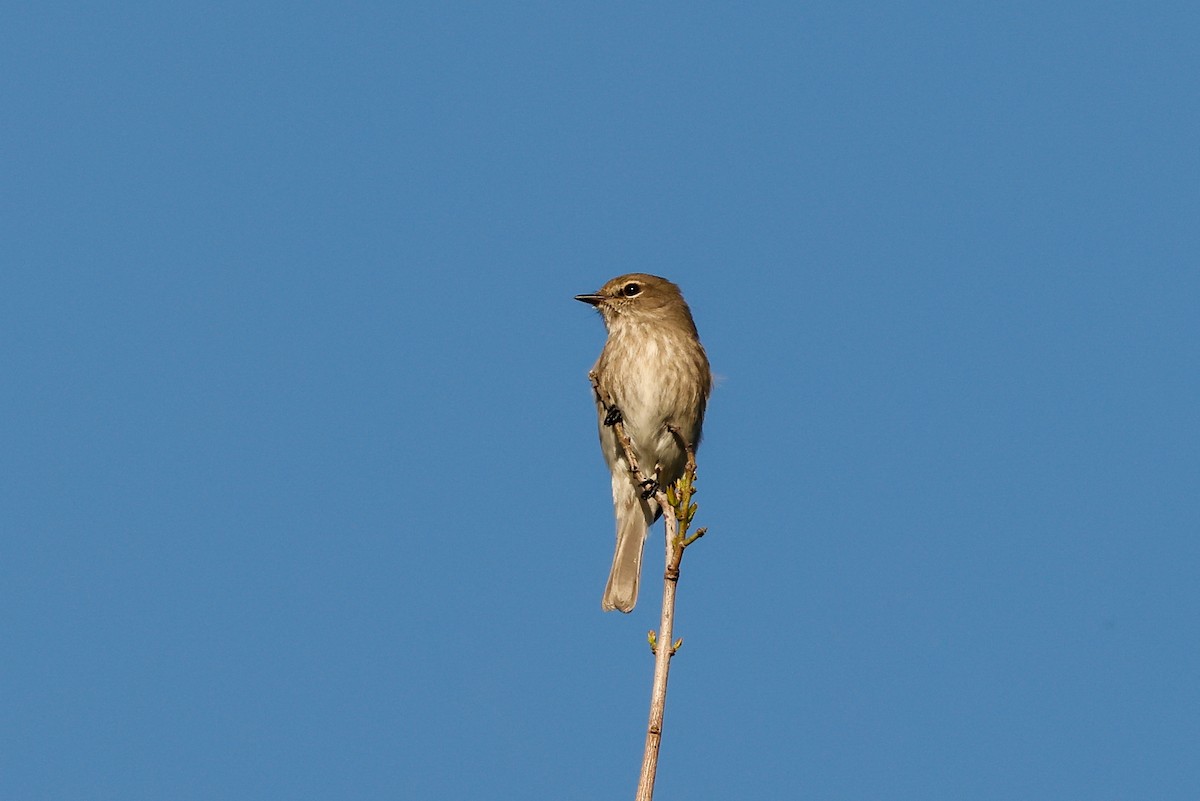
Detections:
604,407,623,426
639,479,659,500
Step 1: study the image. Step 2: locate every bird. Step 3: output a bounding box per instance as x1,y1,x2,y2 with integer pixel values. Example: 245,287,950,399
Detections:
575,274,711,612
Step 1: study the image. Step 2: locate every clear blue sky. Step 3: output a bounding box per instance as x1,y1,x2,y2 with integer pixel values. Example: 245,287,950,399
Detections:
4,3,1198,799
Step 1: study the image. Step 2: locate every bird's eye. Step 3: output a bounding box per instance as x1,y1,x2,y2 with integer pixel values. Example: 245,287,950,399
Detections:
622,283,641,297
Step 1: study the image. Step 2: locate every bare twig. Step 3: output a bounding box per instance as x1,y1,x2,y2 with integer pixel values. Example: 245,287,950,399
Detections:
588,372,668,510
589,372,706,801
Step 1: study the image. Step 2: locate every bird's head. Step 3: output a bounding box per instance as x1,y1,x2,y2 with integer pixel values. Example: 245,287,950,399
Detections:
574,273,697,334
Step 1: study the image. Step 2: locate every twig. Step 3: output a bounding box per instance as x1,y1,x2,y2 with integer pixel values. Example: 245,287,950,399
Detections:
588,372,706,801
588,372,669,511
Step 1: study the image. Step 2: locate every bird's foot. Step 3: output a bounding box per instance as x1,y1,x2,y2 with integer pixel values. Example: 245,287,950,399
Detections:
639,479,660,500
603,406,623,426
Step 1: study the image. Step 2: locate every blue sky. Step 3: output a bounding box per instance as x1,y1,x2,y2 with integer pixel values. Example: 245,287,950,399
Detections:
4,2,1198,799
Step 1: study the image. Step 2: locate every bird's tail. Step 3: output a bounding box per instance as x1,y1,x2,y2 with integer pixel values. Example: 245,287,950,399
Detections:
602,493,654,613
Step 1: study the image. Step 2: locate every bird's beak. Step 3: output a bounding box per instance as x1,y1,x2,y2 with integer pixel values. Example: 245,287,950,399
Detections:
574,293,605,306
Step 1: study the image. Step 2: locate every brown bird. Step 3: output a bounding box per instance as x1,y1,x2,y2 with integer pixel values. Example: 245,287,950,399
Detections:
576,274,711,612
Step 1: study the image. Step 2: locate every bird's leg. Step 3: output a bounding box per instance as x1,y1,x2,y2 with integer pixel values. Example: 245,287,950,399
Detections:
639,463,662,500
639,478,660,500
664,424,694,453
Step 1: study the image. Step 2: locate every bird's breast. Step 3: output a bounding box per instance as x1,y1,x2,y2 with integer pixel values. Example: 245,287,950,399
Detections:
595,325,707,478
